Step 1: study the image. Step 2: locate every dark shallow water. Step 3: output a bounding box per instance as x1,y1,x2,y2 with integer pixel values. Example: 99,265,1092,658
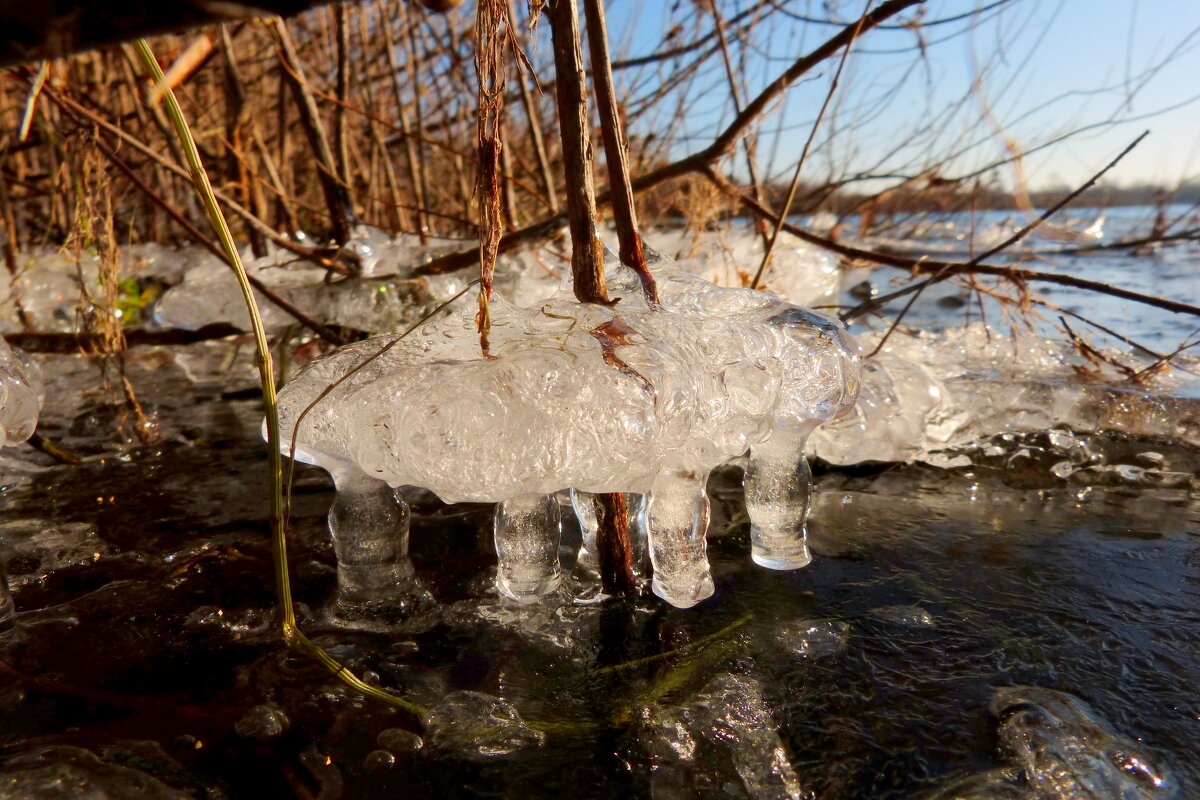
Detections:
0,348,1197,799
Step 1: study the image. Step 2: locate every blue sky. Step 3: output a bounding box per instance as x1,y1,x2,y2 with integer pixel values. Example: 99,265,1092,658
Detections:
597,0,1200,191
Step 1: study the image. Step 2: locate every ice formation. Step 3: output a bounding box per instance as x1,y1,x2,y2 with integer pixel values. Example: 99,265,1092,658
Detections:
812,322,1200,476
155,226,840,338
0,335,41,449
276,250,859,610
0,335,43,632
502,227,842,311
992,686,1171,799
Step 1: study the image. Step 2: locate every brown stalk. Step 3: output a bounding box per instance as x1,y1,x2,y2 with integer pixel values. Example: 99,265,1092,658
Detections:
549,0,607,305
273,18,355,247
219,25,267,257
583,0,658,306
510,0,560,215
474,0,508,356
334,4,352,189
400,1,435,236
549,0,635,598
381,10,429,240
708,0,771,244
414,0,920,278
750,1,866,290
42,86,339,268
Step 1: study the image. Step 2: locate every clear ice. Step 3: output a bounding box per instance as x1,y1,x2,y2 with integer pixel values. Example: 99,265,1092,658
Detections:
326,468,422,619
0,334,42,631
494,493,563,603
812,322,1200,473
275,249,860,608
992,686,1172,799
0,335,42,449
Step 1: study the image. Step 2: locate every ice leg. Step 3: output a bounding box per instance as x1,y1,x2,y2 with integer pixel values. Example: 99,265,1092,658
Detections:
744,438,813,570
0,567,13,633
571,490,649,579
495,493,562,603
328,469,418,617
646,471,714,608
569,488,599,573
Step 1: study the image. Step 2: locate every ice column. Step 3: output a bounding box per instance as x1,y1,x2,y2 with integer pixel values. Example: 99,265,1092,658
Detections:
569,490,648,577
744,430,815,570
328,469,415,614
646,470,714,608
0,568,13,633
494,493,563,603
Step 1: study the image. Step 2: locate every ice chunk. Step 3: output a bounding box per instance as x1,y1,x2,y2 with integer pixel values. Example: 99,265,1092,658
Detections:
992,686,1172,799
0,335,42,447
633,228,841,308
235,703,290,742
814,323,1200,467
154,230,472,334
423,690,545,758
0,745,192,799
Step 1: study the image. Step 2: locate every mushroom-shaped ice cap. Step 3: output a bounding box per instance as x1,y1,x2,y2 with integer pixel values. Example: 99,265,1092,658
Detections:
275,254,859,504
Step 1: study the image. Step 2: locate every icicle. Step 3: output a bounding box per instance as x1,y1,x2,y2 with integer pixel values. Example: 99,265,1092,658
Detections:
744,431,814,570
646,470,714,608
495,493,562,603
569,488,600,574
328,469,416,614
0,568,14,633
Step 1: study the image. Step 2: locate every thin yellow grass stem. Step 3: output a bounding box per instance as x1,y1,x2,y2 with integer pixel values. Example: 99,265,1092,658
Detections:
132,39,423,716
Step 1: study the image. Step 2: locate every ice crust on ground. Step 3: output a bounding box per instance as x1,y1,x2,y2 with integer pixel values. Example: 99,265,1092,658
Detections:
153,231,469,334
154,226,840,335
812,323,1200,469
277,252,858,503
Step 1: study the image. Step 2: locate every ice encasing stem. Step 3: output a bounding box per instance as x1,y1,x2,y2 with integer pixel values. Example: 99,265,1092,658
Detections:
549,0,636,597
744,433,815,570
646,469,715,608
495,493,563,602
